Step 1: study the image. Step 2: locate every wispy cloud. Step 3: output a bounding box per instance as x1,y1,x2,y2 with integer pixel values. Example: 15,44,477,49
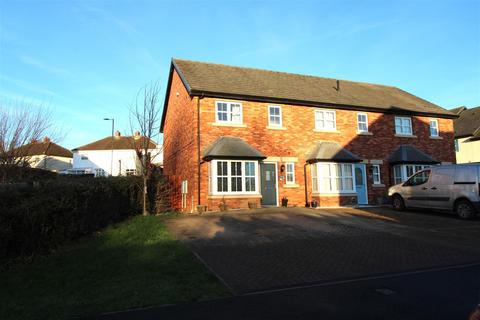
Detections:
0,74,58,96
20,55,70,76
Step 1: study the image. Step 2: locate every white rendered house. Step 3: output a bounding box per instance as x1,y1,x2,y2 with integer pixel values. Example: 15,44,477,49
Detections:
17,137,73,172
71,131,163,177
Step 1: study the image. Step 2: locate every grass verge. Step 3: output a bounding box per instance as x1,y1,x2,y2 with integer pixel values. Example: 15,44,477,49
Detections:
0,215,229,319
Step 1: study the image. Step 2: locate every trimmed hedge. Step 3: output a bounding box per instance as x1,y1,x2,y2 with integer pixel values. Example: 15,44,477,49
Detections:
0,176,141,266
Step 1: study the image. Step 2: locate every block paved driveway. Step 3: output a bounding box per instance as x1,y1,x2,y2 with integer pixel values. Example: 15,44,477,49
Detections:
164,207,480,295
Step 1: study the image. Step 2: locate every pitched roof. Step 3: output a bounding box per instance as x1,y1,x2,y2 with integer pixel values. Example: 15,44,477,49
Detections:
16,138,72,158
306,141,362,163
202,136,266,161
454,106,480,139
161,59,456,131
388,145,439,165
73,136,157,151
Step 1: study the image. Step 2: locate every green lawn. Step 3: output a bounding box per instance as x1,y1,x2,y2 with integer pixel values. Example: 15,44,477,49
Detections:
0,215,229,319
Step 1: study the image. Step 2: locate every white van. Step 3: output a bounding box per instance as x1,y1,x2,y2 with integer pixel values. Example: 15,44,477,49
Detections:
388,164,480,219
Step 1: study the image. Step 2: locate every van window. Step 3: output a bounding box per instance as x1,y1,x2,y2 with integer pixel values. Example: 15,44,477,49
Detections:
404,170,431,186
430,168,454,185
454,166,477,183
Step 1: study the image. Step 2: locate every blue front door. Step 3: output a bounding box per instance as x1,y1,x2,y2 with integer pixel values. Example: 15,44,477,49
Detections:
354,164,368,205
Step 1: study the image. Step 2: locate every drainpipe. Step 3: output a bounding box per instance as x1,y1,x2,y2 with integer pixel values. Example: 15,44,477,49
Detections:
197,94,204,206
304,163,309,207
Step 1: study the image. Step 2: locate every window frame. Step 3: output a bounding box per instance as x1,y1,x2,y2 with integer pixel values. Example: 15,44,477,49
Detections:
268,105,282,127
312,162,356,194
395,116,413,135
314,109,337,131
429,119,439,137
285,162,295,184
210,159,259,195
393,164,430,184
357,112,369,133
215,101,243,124
371,164,381,184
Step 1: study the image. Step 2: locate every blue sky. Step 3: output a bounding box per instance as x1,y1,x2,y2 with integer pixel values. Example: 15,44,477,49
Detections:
1,0,479,149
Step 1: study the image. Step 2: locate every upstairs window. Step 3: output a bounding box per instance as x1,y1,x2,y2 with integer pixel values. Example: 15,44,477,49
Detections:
357,113,368,133
216,101,243,124
268,106,282,127
315,110,336,131
395,116,413,135
429,119,439,137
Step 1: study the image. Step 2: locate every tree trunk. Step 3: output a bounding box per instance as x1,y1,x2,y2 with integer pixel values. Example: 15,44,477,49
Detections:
143,175,148,216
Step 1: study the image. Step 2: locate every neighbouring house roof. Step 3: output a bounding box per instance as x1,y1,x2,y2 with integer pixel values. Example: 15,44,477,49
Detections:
16,138,72,158
161,58,456,131
73,136,157,151
306,141,362,163
202,136,266,161
388,145,439,165
453,106,480,139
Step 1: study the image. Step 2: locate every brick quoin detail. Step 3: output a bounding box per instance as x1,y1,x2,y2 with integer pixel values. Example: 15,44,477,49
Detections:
163,76,455,211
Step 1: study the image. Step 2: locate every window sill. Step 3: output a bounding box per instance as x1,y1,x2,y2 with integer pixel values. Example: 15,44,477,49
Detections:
429,136,443,140
394,134,417,138
357,131,373,135
283,183,299,188
372,184,386,188
311,192,357,197
266,126,287,130
210,122,247,128
208,194,262,199
314,129,340,133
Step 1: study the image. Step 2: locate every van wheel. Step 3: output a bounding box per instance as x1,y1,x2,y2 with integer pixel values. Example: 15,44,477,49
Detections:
455,200,475,219
392,195,405,211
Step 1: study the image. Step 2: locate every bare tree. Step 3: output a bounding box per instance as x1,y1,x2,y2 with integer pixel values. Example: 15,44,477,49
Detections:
0,100,57,168
129,81,162,216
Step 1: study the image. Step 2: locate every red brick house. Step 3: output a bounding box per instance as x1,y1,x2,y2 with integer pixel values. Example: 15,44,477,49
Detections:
161,59,456,212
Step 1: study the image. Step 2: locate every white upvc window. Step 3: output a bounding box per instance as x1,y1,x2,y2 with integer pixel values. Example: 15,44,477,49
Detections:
313,162,355,193
268,105,282,127
393,164,430,184
285,162,295,184
311,163,318,192
429,119,439,137
372,165,381,184
211,160,259,195
357,113,368,133
215,101,243,124
315,109,336,131
395,116,413,135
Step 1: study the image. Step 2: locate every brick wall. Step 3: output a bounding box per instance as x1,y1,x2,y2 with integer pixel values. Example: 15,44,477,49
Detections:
162,70,198,211
164,81,455,210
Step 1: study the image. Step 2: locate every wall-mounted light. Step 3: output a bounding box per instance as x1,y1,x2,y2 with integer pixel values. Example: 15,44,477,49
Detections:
280,164,285,172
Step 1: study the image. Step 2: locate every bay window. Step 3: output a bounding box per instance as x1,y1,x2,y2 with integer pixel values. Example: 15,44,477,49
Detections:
393,164,430,184
312,162,355,193
211,160,259,194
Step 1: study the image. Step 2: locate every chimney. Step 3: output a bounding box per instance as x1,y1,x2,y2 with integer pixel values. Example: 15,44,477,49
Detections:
134,131,141,140
43,137,51,143
114,130,121,138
